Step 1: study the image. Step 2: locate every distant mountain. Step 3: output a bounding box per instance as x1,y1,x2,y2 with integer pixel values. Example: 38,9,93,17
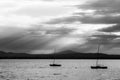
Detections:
0,50,120,59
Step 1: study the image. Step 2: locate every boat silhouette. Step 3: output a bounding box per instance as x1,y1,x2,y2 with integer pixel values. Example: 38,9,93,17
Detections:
49,49,61,67
91,39,108,69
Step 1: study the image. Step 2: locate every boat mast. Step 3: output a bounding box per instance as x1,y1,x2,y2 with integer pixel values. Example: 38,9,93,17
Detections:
96,39,101,66
53,48,56,64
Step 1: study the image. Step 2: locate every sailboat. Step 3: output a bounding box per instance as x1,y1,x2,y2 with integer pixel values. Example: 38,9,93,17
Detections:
49,49,61,67
91,39,108,69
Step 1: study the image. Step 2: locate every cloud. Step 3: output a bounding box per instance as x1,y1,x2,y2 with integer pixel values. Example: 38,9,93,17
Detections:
0,24,78,53
92,33,120,40
0,22,115,53
99,24,120,32
0,0,83,53
82,33,120,53
27,24,75,37
0,0,78,27
45,0,120,25
14,1,76,18
76,0,120,24
30,49,54,54
42,0,55,2
0,28,47,52
45,16,80,24
44,0,120,54
78,0,120,14
45,15,120,24
0,0,120,54
0,31,57,53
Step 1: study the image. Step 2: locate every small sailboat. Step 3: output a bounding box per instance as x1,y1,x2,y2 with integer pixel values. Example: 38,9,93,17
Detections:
91,40,108,69
49,49,61,67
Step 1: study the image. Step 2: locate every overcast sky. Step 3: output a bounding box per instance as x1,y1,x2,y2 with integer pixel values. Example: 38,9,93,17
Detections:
0,0,120,54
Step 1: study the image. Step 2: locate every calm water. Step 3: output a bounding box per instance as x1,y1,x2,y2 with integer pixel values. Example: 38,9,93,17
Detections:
0,59,120,80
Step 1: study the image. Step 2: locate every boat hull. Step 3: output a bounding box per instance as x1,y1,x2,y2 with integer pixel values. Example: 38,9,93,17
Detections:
91,66,107,69
49,64,61,67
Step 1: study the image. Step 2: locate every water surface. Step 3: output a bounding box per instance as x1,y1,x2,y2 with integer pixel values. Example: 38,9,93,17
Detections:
0,59,120,80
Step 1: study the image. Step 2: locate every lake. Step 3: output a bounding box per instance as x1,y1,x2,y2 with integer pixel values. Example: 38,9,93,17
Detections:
0,59,120,80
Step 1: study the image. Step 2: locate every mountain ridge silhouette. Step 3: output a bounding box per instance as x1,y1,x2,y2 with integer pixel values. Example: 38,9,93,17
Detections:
0,50,120,59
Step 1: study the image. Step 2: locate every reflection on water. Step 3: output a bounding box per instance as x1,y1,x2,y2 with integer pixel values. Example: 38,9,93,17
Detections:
0,59,120,80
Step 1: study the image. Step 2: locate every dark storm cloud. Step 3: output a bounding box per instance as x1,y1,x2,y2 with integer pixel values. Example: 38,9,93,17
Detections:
45,0,120,24
0,25,76,53
77,0,120,14
0,27,52,52
28,25,75,36
76,0,120,24
45,27,75,35
0,35,58,53
79,15,120,24
45,16,80,24
74,34,120,53
46,14,120,24
108,38,120,48
99,24,120,32
85,34,120,50
65,33,120,53
0,32,47,52
92,34,120,40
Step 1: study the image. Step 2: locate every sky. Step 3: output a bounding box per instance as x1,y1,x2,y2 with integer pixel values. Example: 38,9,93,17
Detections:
0,0,120,54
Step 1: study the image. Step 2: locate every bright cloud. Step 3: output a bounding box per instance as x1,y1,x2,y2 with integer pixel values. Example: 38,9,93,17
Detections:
0,0,83,27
